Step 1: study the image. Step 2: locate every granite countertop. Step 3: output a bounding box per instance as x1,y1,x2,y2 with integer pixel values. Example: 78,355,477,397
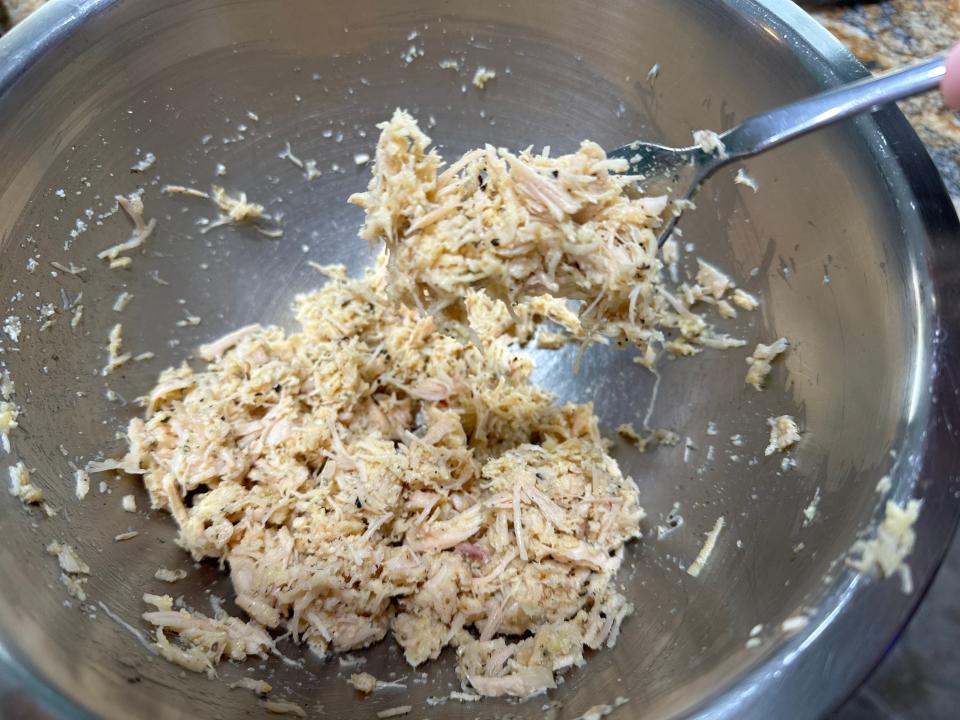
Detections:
814,0,960,205
0,1,957,719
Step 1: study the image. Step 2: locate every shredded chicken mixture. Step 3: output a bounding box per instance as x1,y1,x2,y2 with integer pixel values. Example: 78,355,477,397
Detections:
102,110,780,699
349,111,746,361
114,259,644,697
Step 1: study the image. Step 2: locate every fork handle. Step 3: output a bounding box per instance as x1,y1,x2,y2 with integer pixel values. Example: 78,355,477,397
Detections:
720,47,953,159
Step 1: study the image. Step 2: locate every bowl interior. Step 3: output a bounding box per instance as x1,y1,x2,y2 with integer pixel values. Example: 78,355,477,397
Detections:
0,1,952,719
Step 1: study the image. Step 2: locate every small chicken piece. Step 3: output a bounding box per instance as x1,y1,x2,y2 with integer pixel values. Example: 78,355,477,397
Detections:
734,169,759,193
695,259,733,299
154,567,188,583
472,67,497,89
0,400,19,453
349,672,377,694
732,289,759,311
74,469,90,501
230,677,272,696
693,129,727,157
260,700,306,717
46,541,91,575
745,337,789,390
848,499,922,594
8,462,43,505
765,415,800,455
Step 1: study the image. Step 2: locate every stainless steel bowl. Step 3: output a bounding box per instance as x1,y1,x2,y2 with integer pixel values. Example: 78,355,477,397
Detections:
1,1,958,718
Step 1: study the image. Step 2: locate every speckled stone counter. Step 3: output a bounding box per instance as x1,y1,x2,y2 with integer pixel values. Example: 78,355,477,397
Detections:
1,2,958,719
814,0,960,205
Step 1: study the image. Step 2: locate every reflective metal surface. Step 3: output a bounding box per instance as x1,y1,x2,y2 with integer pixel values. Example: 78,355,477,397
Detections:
0,1,958,719
611,53,947,245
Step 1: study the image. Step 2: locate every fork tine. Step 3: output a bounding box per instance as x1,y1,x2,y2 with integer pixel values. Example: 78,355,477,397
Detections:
608,141,717,247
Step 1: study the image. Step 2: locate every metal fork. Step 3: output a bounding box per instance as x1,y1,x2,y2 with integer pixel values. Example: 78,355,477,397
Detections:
608,54,949,247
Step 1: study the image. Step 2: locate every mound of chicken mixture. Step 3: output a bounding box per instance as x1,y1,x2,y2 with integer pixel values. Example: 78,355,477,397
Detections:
118,111,748,698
